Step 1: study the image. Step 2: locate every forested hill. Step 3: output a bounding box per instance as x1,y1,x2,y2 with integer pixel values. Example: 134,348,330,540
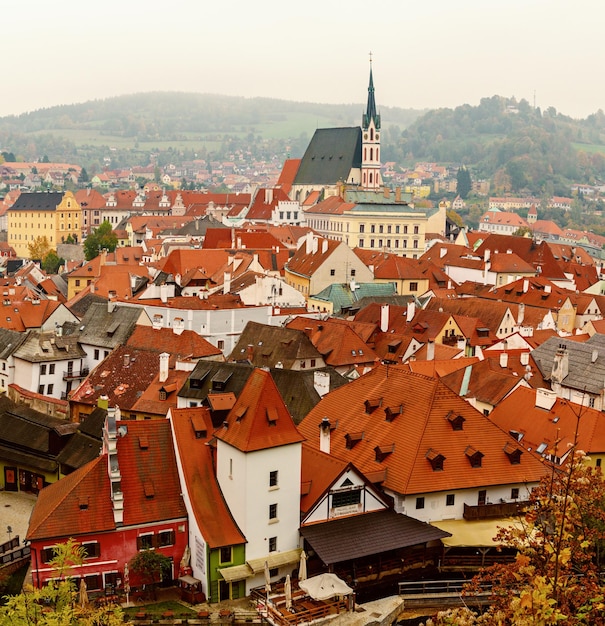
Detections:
395,95,605,194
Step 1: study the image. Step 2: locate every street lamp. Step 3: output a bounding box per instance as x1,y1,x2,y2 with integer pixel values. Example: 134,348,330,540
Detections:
7,525,12,541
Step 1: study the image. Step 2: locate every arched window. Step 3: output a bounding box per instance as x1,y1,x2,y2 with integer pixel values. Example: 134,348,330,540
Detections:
370,128,374,141
370,148,373,161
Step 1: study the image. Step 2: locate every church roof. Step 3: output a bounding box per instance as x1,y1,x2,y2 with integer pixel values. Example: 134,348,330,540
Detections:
293,127,361,186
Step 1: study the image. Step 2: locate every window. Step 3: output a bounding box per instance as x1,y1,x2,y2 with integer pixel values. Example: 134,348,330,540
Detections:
330,269,335,276
414,225,419,234
217,340,224,350
597,458,602,468
409,282,418,292
137,534,154,550
269,470,278,487
41,546,57,563
359,224,365,233
269,503,278,520
269,567,279,578
49,364,55,375
403,225,408,234
220,546,232,564
40,364,47,375
332,489,361,508
359,239,364,247
47,384,54,395
38,385,44,395
269,537,277,552
511,488,520,500
82,542,100,559
157,529,175,547
413,240,419,249
75,279,81,287
415,497,425,509
589,397,596,408
446,494,455,507
94,349,100,360
370,225,375,233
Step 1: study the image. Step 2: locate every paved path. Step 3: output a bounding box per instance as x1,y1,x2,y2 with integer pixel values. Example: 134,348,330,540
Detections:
0,490,36,546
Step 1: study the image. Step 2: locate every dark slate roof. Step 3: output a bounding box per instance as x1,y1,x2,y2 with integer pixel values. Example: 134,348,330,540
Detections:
66,293,107,319
293,127,361,185
10,192,64,212
300,509,450,565
78,302,142,349
56,407,106,472
0,327,27,359
179,360,347,424
532,334,605,394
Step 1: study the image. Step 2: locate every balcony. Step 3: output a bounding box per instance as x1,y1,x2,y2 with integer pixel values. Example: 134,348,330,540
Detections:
63,367,89,381
463,500,528,520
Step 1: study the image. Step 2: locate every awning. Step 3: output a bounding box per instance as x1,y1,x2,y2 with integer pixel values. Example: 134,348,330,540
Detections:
178,575,201,585
300,510,450,565
219,564,253,583
247,548,302,574
299,574,352,600
432,518,519,547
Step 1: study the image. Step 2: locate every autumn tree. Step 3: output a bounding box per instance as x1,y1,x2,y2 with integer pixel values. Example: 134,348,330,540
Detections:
129,549,171,600
426,452,605,625
27,236,52,261
83,221,118,261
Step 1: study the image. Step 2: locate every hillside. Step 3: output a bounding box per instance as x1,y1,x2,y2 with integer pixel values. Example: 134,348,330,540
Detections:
0,92,422,171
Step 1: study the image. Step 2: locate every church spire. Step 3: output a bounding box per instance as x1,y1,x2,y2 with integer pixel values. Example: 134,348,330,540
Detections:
363,54,380,130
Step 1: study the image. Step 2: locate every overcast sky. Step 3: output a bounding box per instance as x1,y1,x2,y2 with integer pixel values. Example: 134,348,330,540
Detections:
2,0,602,119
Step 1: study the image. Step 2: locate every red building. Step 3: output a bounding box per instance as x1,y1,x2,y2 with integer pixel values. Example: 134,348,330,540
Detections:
26,413,188,591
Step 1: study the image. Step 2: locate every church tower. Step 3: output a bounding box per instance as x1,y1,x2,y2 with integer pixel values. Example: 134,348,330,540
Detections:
361,59,382,190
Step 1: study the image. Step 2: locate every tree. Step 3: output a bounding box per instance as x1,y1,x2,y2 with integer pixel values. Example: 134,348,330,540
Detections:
83,221,118,261
0,538,123,625
512,226,533,237
426,451,605,625
42,250,63,274
456,166,472,199
128,550,172,600
27,236,52,261
79,167,89,183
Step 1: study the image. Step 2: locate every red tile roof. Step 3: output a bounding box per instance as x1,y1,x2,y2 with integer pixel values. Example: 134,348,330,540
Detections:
170,407,246,548
126,326,222,359
298,365,547,496
215,368,305,452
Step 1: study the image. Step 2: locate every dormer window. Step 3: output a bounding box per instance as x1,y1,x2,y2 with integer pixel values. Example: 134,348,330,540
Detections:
503,442,523,465
365,397,382,413
446,411,465,431
385,405,403,422
235,405,247,421
426,448,446,471
266,406,278,425
465,445,484,468
345,432,364,449
374,444,394,463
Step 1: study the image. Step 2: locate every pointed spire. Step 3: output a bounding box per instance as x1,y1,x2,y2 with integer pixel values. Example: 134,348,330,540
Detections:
363,54,380,130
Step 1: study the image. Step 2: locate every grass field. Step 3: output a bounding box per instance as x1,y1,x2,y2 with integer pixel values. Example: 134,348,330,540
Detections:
572,142,605,154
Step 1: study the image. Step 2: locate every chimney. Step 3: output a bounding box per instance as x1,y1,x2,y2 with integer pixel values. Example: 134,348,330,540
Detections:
305,231,313,254
520,352,530,366
535,388,557,411
312,237,318,254
551,344,569,383
160,284,168,304
407,300,416,322
224,272,232,294
592,349,599,363
321,239,328,254
383,187,390,199
319,417,331,454
395,187,401,202
123,353,130,367
500,352,509,368
440,247,447,259
108,299,116,313
517,303,525,325
427,339,435,361
523,279,529,293
159,352,169,383
380,304,389,332
247,344,254,362
484,249,491,263
545,284,552,294
313,371,330,398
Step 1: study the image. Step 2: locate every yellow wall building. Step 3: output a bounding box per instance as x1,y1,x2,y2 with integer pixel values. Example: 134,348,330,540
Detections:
8,191,82,258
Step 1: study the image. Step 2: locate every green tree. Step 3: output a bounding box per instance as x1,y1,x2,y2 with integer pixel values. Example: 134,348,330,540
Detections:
129,550,172,600
456,166,472,199
42,250,63,274
83,221,118,261
27,236,52,261
79,167,89,183
0,538,123,625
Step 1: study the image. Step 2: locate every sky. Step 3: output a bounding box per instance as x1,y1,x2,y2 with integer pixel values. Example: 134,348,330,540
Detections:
1,0,603,120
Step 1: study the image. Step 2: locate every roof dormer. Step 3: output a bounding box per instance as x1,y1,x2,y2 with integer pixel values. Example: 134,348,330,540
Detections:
465,445,484,468
446,410,465,431
345,431,364,449
426,448,446,471
374,444,394,463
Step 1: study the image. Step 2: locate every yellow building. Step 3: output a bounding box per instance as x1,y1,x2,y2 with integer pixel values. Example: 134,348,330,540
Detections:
8,191,82,258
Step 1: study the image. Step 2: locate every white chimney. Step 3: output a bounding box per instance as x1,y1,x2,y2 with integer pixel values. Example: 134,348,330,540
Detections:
321,239,328,254
523,279,529,293
108,300,116,313
427,339,435,361
592,349,599,363
500,352,509,368
535,388,557,411
305,231,313,254
545,284,552,294
484,249,491,263
517,303,525,325
520,352,530,366
159,352,169,383
160,284,168,304
313,371,330,398
312,237,318,254
224,272,232,294
319,417,331,454
407,300,416,322
440,248,447,259
380,304,389,332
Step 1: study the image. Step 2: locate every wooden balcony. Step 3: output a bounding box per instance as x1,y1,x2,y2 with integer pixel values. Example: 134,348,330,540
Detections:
463,500,527,520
